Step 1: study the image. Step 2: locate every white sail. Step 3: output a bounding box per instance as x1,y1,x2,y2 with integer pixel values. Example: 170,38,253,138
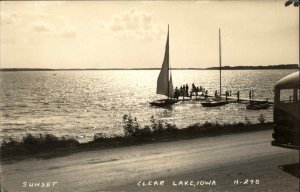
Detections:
156,26,174,98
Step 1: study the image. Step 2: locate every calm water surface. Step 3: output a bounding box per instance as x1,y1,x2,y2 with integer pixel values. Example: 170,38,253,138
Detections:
0,69,297,142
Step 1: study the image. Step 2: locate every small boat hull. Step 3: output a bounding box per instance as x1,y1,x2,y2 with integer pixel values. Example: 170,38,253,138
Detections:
246,102,269,110
201,101,228,107
149,99,179,107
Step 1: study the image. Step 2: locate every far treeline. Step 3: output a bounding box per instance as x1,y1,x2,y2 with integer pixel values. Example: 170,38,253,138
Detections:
0,64,299,71
207,64,299,70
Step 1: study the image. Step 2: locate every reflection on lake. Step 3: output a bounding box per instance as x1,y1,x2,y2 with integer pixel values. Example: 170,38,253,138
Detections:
0,69,297,142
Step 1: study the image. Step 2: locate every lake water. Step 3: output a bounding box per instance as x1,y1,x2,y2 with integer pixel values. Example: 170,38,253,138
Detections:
0,69,297,142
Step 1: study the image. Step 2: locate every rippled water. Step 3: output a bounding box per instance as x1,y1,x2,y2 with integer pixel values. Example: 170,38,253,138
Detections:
0,69,297,142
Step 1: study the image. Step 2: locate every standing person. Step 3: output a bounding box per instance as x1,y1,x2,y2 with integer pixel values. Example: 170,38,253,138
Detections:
182,85,186,99
249,90,252,99
180,86,183,96
186,84,189,96
192,83,196,92
225,91,228,100
174,87,179,100
237,91,240,102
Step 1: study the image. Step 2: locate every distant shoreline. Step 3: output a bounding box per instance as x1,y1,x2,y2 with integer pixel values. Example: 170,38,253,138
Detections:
0,64,298,71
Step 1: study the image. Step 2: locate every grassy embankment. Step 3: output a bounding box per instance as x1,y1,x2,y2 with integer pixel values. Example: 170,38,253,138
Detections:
0,114,272,160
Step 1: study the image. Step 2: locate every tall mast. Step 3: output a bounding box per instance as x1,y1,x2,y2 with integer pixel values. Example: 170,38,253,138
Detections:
167,24,170,99
219,28,222,101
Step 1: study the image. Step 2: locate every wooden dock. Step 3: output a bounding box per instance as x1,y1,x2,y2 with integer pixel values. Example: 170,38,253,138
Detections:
174,91,273,104
225,96,273,104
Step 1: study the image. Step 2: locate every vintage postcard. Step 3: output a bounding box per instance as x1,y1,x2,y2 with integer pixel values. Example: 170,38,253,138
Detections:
0,1,299,192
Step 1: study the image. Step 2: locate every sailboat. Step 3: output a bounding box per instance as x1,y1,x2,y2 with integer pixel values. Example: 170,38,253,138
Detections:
149,25,179,107
201,28,229,107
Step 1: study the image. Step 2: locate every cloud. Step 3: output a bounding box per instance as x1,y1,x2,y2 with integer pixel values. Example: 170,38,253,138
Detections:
92,8,165,41
1,12,19,25
30,17,77,38
32,20,51,32
109,8,152,31
62,30,77,38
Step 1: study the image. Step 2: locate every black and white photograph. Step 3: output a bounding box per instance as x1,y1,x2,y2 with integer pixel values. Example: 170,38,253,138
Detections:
0,1,299,191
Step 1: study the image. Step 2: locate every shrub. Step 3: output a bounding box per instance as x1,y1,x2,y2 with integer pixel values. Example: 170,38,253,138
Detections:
121,115,179,137
165,123,178,132
258,114,265,124
1,134,79,157
149,116,178,133
202,121,213,128
150,116,163,133
244,117,251,125
122,114,140,137
134,126,152,137
236,122,245,127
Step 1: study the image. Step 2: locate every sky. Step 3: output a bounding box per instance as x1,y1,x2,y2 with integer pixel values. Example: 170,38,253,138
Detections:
0,1,298,69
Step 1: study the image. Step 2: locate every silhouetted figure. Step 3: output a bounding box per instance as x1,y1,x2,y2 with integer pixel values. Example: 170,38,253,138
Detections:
225,91,228,100
229,90,232,96
174,87,179,100
186,84,189,96
192,83,196,92
237,91,240,102
182,85,186,99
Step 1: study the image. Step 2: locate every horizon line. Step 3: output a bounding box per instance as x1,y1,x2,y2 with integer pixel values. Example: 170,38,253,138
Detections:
0,64,299,71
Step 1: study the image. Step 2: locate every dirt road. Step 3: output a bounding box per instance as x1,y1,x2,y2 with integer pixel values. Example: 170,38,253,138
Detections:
1,130,298,192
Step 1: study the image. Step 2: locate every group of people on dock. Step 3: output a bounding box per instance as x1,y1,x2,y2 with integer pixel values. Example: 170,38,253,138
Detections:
174,84,188,99
214,90,239,100
173,84,259,102
174,83,206,100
